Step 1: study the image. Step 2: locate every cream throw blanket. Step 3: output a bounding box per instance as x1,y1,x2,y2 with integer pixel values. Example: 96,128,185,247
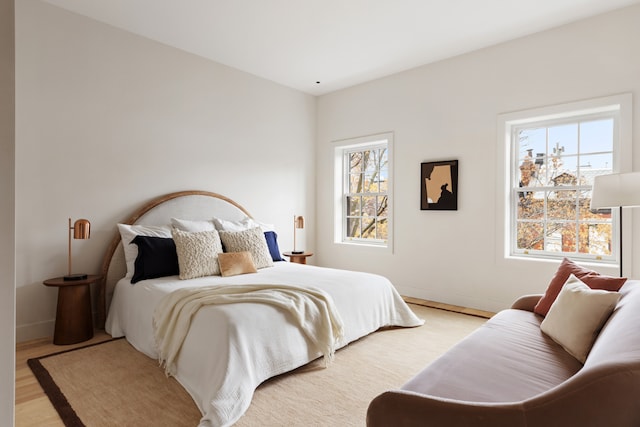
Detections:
153,284,345,376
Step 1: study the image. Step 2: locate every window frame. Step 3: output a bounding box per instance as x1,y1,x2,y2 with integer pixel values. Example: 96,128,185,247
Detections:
497,94,632,266
333,132,393,252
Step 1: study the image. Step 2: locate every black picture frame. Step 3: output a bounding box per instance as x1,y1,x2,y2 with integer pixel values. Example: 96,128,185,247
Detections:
421,160,458,210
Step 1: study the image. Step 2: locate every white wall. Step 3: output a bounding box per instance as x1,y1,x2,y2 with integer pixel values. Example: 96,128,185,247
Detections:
15,0,640,342
15,0,316,341
316,5,640,313
0,0,15,423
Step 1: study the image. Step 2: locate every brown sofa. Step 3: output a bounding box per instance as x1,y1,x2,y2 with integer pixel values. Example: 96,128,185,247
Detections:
367,281,640,427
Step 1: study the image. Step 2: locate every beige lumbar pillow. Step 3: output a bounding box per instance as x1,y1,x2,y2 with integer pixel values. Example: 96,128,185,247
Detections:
172,229,223,279
218,251,258,277
540,274,620,363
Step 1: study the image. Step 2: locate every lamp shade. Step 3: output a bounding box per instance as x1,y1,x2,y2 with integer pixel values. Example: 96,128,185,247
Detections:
591,172,640,209
73,219,91,239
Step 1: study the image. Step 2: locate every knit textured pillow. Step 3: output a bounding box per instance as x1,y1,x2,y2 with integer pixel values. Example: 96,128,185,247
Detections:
172,228,223,279
219,227,274,269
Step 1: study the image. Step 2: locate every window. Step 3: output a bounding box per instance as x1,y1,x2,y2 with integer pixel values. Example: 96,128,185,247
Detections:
498,94,632,264
334,133,393,249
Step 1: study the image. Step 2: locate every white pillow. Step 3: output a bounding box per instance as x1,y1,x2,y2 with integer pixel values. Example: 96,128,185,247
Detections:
172,228,223,279
218,227,274,269
540,274,620,363
117,224,172,279
170,217,216,232
212,217,274,232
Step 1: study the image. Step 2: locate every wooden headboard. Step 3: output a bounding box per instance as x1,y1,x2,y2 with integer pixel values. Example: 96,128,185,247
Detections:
97,190,252,328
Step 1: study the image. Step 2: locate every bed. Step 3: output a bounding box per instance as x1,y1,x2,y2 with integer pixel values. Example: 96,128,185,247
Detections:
99,190,424,427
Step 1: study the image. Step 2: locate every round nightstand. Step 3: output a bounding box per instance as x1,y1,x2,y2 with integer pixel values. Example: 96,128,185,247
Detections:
283,252,314,265
43,274,102,345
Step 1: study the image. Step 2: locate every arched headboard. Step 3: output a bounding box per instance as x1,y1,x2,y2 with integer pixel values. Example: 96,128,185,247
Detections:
97,190,253,328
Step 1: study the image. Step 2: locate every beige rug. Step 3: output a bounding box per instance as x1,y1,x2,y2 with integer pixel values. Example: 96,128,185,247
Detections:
29,304,487,427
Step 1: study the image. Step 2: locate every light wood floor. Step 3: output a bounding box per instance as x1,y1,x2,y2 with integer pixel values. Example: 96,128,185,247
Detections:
14,299,493,426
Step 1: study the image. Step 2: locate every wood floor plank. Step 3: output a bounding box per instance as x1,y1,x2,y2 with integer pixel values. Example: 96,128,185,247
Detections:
15,396,62,427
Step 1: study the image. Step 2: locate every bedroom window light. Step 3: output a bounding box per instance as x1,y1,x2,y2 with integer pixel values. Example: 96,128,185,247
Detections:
497,94,632,265
334,133,393,251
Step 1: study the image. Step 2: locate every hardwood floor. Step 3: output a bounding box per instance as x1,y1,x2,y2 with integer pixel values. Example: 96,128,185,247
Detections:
14,298,493,426
15,331,112,427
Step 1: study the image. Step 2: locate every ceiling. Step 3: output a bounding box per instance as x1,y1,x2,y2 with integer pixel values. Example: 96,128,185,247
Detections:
42,0,640,96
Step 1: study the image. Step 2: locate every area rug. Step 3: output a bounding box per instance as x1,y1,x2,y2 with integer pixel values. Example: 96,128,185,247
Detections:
28,304,488,427
27,337,201,427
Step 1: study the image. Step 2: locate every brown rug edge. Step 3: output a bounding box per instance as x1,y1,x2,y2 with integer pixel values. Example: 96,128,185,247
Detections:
27,337,125,427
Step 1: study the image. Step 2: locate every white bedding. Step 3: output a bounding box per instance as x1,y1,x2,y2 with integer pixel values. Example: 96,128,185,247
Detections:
106,262,423,427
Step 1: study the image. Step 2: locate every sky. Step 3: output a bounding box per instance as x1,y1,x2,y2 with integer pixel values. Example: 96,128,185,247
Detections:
518,117,614,186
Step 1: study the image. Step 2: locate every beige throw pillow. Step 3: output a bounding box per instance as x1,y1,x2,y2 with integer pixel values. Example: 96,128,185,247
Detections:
218,251,258,277
218,227,274,269
172,228,223,279
540,274,620,363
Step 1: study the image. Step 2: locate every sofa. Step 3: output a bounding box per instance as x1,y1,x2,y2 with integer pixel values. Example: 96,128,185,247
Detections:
367,275,640,427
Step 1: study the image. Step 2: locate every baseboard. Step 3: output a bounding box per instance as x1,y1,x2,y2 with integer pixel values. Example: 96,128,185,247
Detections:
403,296,495,319
16,319,54,344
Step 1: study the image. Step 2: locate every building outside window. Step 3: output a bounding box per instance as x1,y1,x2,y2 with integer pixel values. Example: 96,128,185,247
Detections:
514,117,614,258
499,94,631,264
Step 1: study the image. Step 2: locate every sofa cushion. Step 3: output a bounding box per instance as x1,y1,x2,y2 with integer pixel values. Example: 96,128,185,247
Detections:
401,309,582,402
583,281,640,369
541,274,620,363
534,257,626,316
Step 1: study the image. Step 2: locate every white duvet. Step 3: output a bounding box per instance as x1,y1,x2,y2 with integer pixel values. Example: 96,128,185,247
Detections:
106,262,423,426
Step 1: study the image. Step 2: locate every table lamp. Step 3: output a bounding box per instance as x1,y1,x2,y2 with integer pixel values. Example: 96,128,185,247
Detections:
292,215,305,254
64,217,91,281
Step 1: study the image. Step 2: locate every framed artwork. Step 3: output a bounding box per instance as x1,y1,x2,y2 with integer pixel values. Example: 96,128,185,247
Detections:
421,160,458,210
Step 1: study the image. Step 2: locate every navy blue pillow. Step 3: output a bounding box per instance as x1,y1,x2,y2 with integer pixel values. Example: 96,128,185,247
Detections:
264,231,284,262
130,235,179,284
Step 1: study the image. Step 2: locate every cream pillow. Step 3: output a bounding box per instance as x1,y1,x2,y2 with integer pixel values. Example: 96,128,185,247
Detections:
172,229,223,279
218,227,274,269
117,224,172,279
540,274,620,363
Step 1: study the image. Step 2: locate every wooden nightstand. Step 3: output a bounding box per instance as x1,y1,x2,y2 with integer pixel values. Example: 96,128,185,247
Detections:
283,252,313,265
43,274,102,345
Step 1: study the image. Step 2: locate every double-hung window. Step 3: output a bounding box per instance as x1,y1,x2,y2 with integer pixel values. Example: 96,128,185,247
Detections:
499,94,631,264
334,133,393,250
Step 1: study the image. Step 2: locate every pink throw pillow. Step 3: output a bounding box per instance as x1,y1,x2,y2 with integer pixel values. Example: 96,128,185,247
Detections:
533,257,626,317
